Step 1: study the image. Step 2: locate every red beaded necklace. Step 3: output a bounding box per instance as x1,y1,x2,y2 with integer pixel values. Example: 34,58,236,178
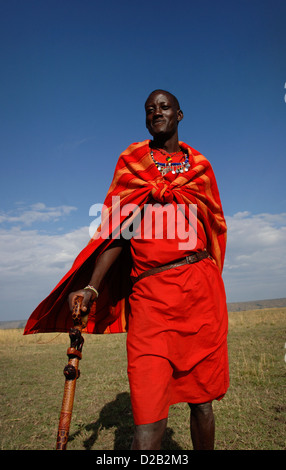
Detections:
150,148,190,176
153,147,184,163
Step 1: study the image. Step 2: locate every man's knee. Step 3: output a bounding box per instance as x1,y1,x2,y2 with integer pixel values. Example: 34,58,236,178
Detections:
188,401,213,416
132,418,168,450
134,418,168,439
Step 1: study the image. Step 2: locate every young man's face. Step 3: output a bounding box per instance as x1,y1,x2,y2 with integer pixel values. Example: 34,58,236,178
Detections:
145,92,183,139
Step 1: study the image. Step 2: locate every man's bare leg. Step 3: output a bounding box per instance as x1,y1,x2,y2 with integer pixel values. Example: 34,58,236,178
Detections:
188,402,215,450
131,418,168,450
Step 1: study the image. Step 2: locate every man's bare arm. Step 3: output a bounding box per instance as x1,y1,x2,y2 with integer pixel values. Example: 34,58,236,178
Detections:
68,244,123,312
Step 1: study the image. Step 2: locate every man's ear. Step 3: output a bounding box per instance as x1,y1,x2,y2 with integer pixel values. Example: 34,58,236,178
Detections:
177,109,184,123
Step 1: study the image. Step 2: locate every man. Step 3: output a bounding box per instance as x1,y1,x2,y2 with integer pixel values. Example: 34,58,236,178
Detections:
25,90,228,450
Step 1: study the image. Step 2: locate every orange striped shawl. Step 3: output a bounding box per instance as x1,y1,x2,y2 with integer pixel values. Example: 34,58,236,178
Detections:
24,140,227,336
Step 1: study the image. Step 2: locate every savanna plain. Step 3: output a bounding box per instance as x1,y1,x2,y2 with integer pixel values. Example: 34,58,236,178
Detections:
0,307,285,451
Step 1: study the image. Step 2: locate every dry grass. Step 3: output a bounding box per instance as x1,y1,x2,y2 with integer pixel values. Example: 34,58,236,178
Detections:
0,307,285,450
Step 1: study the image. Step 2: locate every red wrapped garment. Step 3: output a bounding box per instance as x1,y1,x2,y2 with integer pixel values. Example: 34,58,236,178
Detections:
127,258,229,424
24,140,227,337
125,148,228,423
24,140,229,424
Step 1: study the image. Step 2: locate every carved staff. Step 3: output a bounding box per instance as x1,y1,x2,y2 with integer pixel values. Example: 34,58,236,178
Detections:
56,296,88,450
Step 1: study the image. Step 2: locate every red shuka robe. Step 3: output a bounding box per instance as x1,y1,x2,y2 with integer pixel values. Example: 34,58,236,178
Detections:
24,140,227,337
24,140,229,424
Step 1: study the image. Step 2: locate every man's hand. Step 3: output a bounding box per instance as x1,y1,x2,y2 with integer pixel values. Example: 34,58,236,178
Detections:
68,289,96,313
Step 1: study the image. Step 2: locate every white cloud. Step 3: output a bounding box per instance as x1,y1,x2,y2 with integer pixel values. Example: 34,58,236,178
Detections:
0,226,89,276
0,204,90,321
0,225,90,321
223,212,286,301
0,202,77,226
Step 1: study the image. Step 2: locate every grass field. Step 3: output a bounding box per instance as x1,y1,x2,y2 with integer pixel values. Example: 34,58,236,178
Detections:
0,307,285,451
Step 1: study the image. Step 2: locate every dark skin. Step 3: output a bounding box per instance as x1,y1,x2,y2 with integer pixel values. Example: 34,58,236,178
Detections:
69,90,215,450
145,89,183,153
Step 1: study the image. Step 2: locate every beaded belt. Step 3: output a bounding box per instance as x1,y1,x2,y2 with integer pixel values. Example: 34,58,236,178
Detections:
131,250,210,284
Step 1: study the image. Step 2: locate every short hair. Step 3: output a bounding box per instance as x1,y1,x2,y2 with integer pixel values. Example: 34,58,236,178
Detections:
145,89,181,110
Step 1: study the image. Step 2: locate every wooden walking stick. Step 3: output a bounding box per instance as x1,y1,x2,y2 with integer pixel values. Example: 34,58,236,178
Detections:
56,296,88,450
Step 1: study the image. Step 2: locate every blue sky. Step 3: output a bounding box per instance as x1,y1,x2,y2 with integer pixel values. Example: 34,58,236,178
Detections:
0,0,285,321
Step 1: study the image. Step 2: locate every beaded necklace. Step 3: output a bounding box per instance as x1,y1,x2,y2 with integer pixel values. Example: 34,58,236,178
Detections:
150,148,191,176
